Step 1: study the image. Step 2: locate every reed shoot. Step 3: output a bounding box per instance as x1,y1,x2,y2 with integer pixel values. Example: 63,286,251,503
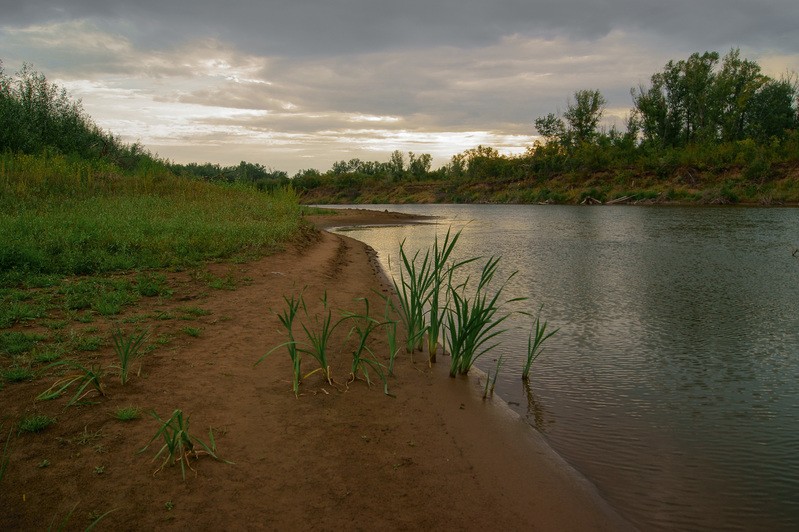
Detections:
521,311,559,381
111,327,149,385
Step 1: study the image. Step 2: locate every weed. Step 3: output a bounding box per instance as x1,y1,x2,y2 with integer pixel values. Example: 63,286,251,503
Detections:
75,426,103,445
111,327,149,384
2,365,35,383
70,331,103,352
391,240,432,354
112,406,141,421
182,326,202,338
38,459,50,468
522,310,559,382
136,272,172,297
33,348,63,365
139,409,232,480
0,331,46,357
179,306,211,317
18,414,56,433
94,465,105,474
37,361,106,406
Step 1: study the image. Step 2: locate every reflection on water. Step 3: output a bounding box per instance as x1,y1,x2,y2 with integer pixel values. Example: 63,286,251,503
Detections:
330,204,799,531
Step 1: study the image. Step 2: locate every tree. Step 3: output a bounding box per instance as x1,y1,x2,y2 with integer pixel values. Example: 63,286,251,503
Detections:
534,112,566,144
563,89,607,146
713,49,766,142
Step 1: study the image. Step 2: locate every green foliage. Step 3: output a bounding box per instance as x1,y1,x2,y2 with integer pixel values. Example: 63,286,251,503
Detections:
112,406,141,421
2,365,35,383
445,256,523,377
0,331,46,357
521,311,559,381
18,413,56,433
37,361,105,406
111,328,149,385
139,409,231,480
298,292,343,385
257,291,304,396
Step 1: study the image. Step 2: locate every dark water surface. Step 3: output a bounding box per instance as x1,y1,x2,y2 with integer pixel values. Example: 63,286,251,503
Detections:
328,204,799,531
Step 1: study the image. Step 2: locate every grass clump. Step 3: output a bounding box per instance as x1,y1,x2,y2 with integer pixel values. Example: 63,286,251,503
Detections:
139,409,231,480
0,331,46,357
18,414,56,433
112,406,141,421
257,291,303,396
2,365,35,383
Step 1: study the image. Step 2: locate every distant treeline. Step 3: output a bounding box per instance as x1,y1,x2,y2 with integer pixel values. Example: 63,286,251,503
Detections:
2,51,798,205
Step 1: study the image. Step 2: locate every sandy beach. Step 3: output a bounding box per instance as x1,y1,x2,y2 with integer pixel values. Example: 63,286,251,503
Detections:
1,208,632,530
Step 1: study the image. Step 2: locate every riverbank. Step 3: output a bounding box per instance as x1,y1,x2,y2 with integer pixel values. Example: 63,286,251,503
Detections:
1,208,631,530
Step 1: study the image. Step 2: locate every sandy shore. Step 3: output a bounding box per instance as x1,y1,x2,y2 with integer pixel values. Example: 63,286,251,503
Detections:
1,208,632,530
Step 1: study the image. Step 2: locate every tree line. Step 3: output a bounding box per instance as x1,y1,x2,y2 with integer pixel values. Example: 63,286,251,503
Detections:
2,50,798,204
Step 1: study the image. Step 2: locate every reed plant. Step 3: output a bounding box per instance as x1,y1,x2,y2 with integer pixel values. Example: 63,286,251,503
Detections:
257,292,303,396
298,292,344,385
138,409,231,480
425,228,475,363
342,298,381,386
521,310,559,381
111,327,149,385
391,241,433,354
37,361,106,406
445,256,523,377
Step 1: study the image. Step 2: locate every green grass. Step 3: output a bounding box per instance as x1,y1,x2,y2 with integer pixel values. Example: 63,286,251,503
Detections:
181,326,202,338
2,365,35,383
0,331,47,357
112,406,141,421
257,291,303,396
18,414,56,433
37,361,105,406
1,152,305,285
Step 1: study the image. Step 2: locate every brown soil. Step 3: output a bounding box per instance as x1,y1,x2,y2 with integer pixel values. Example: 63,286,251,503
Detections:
1,208,632,531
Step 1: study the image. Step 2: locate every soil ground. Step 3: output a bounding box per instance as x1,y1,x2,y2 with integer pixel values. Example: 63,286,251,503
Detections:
1,208,632,531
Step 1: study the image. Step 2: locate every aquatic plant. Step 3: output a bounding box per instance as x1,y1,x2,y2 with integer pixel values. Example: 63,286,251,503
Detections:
445,256,522,377
521,309,559,381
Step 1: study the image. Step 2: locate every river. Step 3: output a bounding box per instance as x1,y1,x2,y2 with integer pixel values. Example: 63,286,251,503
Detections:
327,204,799,531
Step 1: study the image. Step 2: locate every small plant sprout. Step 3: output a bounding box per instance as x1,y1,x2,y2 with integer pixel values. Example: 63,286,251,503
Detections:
483,355,504,399
138,409,232,480
342,298,380,385
298,292,344,386
37,361,106,406
521,310,559,382
257,291,304,396
111,327,149,385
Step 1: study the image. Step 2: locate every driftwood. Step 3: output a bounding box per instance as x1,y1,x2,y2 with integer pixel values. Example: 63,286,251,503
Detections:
605,195,633,205
580,196,602,205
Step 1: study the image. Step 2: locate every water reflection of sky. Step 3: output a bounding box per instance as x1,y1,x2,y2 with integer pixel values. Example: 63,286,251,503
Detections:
330,204,799,531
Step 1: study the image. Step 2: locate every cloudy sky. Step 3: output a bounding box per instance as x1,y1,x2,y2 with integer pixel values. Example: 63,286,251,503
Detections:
2,1,798,173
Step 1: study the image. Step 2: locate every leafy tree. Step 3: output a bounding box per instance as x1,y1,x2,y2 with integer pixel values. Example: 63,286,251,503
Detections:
563,89,607,146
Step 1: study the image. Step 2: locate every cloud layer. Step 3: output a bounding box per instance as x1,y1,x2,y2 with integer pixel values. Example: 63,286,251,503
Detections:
2,1,798,172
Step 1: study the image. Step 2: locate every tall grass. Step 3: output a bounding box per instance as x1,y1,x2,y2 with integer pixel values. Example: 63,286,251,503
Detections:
257,292,303,397
521,310,559,381
0,155,304,282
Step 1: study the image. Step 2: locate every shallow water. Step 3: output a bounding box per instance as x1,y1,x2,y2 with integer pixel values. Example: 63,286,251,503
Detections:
329,204,799,531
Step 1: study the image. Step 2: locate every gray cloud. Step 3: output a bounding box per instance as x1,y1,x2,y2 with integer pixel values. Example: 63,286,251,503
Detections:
2,1,798,172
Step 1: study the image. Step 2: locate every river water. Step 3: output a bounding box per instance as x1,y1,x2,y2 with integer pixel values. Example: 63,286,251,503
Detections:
327,204,799,531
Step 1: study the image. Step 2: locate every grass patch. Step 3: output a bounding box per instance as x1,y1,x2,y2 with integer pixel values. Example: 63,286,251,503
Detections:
2,365,35,383
18,414,56,434
0,331,46,357
181,326,202,338
112,406,141,421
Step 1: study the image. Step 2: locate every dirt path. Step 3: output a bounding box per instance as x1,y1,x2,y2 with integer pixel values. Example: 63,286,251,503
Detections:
1,210,632,530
